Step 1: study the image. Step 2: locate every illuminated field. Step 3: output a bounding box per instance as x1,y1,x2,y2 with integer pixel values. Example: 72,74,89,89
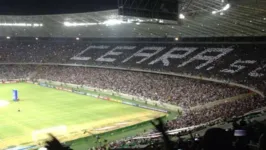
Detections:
0,83,164,148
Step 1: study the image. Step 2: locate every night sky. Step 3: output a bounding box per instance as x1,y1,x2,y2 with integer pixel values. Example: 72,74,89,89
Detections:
0,0,117,15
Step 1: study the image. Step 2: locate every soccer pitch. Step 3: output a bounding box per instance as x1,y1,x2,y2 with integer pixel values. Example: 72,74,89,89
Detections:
0,83,164,148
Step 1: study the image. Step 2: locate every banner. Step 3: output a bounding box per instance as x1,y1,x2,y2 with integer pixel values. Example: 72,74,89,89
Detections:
86,93,98,98
122,101,138,106
98,95,110,101
72,90,86,95
55,87,72,92
110,98,122,103
26,81,34,84
39,83,55,88
1,80,19,84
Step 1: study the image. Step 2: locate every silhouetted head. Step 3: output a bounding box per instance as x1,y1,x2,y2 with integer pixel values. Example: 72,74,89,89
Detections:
203,128,233,150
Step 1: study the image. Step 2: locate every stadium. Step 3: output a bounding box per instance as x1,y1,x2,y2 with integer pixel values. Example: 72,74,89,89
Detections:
0,0,266,150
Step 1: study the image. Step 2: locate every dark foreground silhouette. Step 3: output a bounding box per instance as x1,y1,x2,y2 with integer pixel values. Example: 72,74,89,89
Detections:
44,118,266,150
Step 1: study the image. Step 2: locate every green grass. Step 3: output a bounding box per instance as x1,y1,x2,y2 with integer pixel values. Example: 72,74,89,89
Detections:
0,83,163,148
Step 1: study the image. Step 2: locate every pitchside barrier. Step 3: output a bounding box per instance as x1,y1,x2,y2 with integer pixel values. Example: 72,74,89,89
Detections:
0,79,20,84
37,79,181,113
34,80,169,113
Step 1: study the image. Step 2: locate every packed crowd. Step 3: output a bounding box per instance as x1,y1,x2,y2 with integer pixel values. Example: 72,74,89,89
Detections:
166,95,266,129
91,95,265,150
103,119,266,150
107,137,163,150
0,40,265,94
1,64,266,150
0,41,86,63
0,65,34,79
1,64,265,127
0,65,249,108
32,65,247,108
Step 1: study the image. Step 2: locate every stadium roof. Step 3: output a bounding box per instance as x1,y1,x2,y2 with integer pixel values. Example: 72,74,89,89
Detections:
0,0,265,38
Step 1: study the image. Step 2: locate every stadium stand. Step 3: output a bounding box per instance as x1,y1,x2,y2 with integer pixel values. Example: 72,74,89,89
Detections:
0,40,265,95
83,108,266,150
166,94,265,129
33,65,249,108
1,65,264,125
0,65,34,79
1,64,266,150
0,0,266,149
0,37,265,150
0,65,249,108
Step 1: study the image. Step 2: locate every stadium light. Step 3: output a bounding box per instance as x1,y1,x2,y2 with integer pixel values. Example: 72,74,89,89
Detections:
137,18,144,22
212,3,230,15
33,23,40,27
63,18,166,27
179,14,185,19
0,23,43,27
63,22,98,27
126,19,133,23
222,4,230,11
102,19,126,26
175,37,179,41
64,19,129,27
76,37,80,40
6,36,10,39
35,37,39,40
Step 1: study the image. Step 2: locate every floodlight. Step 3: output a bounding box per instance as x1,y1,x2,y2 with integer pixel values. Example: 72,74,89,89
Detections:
179,14,185,19
103,19,124,26
222,4,230,11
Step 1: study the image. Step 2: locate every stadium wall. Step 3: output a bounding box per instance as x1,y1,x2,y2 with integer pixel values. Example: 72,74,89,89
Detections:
0,79,21,84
